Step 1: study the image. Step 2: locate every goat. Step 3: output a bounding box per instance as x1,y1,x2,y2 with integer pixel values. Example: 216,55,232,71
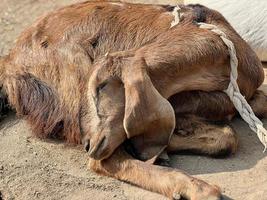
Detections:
0,1,266,199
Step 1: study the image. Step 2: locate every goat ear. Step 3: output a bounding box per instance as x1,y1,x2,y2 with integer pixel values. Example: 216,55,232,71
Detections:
122,58,175,161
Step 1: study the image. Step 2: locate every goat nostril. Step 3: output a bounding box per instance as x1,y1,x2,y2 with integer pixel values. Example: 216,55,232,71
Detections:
84,140,90,152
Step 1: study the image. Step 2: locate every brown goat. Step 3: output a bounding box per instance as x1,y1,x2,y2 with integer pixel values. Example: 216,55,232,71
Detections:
0,1,266,199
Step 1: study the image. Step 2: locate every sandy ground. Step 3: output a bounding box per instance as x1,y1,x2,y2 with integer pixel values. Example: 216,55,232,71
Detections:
0,0,267,200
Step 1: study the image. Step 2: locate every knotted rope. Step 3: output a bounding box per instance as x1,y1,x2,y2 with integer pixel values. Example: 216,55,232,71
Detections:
171,6,267,152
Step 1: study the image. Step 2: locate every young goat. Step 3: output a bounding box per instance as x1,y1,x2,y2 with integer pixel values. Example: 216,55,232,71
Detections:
0,2,266,199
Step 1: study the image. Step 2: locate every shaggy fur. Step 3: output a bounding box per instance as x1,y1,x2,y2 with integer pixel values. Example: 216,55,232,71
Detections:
0,1,266,199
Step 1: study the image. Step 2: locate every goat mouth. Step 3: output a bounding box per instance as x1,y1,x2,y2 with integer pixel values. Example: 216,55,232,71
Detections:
88,136,108,160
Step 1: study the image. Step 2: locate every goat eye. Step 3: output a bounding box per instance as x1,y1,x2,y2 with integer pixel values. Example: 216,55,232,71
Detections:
96,81,108,94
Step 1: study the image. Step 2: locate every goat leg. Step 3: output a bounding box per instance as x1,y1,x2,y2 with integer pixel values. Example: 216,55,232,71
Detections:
88,147,222,200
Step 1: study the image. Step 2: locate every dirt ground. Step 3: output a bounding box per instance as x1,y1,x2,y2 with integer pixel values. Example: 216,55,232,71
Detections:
0,0,267,200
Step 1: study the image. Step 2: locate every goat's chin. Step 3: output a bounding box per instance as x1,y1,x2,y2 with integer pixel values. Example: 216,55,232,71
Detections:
88,133,126,160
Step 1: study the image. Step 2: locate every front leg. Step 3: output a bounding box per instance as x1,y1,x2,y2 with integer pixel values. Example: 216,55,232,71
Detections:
88,147,222,200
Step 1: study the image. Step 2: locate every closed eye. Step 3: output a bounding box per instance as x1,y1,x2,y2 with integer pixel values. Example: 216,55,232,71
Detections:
96,81,108,97
94,81,109,118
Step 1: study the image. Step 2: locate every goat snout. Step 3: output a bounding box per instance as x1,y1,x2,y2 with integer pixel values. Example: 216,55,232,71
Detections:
84,139,90,152
88,136,108,160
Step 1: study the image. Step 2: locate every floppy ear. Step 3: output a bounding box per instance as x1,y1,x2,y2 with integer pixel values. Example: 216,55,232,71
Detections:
122,58,175,161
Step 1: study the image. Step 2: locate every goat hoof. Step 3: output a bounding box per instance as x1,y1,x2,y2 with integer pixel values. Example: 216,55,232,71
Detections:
191,181,222,200
174,179,222,200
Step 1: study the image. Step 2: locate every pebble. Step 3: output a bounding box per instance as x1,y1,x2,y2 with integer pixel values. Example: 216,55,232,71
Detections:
26,137,31,143
34,191,41,198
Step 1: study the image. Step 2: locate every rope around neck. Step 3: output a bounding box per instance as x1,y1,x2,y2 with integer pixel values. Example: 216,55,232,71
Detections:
171,6,267,152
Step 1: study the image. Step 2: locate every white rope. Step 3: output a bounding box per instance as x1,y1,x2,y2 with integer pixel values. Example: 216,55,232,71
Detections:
171,7,267,152
170,6,181,28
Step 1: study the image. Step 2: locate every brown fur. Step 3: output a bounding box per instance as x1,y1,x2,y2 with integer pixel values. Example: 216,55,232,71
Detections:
0,1,266,199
